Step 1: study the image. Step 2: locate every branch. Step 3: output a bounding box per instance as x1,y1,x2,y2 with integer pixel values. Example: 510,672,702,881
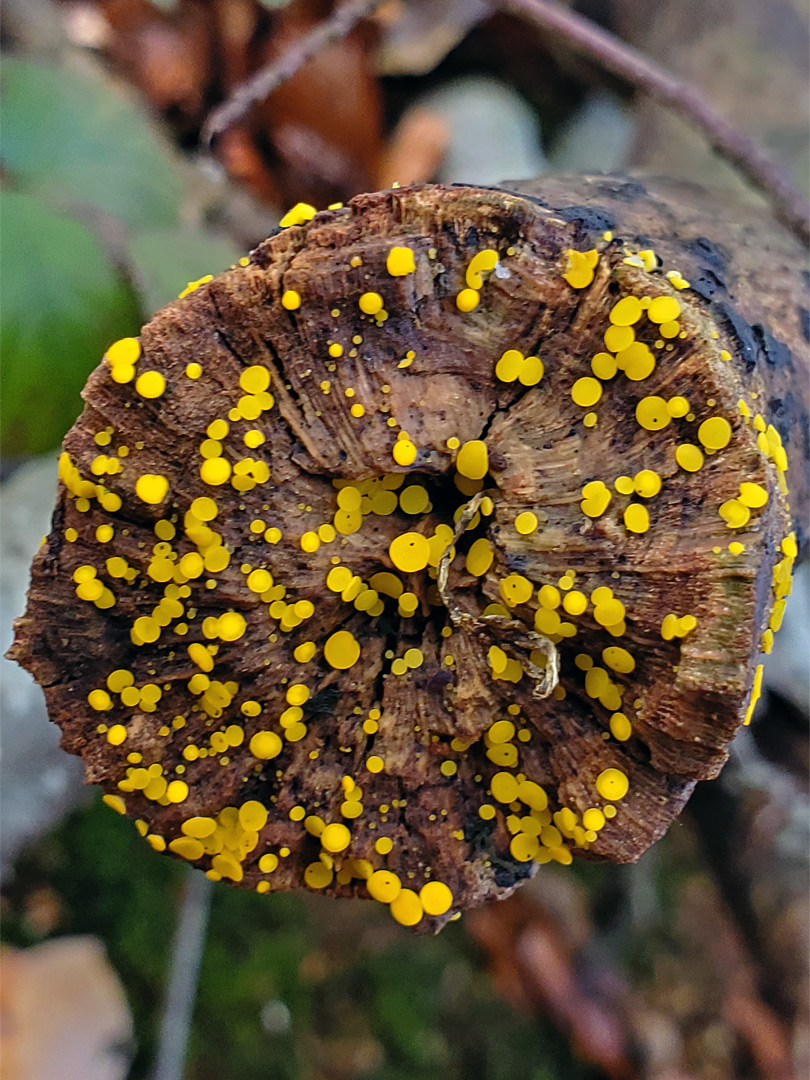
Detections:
200,0,382,149
498,0,810,246
151,869,212,1080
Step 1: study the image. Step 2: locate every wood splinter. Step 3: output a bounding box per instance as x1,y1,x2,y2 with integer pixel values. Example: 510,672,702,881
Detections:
9,175,808,932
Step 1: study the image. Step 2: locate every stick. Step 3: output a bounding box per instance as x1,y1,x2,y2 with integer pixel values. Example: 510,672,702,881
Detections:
201,0,382,148
498,0,810,246
151,869,213,1080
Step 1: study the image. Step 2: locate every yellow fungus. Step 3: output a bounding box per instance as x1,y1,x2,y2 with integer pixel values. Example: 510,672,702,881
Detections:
218,612,247,641
456,440,488,480
609,713,632,741
647,295,681,324
581,480,611,518
111,363,135,384
666,270,690,290
519,356,544,386
510,834,541,862
718,499,751,529
188,642,214,672
399,485,429,515
602,646,635,673
491,772,519,804
386,247,416,276
169,837,204,861
455,288,480,312
744,664,764,725
389,532,430,573
466,249,499,288
102,794,126,815
536,585,559,610
191,496,218,522
392,439,417,466
88,688,113,711
178,275,212,299
593,597,625,627
571,377,602,408
249,731,282,759
610,296,643,326
166,780,189,804
419,881,453,916
106,337,141,366
182,817,217,839
304,862,333,889
367,870,401,904
675,444,704,472
324,630,360,669
135,371,166,399
563,248,598,289
698,416,732,450
135,474,169,504
591,352,617,380
617,342,655,381
635,397,670,431
240,366,270,394
279,202,316,228
106,724,127,746
500,574,533,606
321,823,351,853
359,292,383,315
465,537,493,577
667,396,690,418
595,768,629,801
281,289,301,311
106,669,134,693
495,349,522,382
633,469,662,498
562,590,587,616
738,482,768,508
515,511,538,535
200,457,231,486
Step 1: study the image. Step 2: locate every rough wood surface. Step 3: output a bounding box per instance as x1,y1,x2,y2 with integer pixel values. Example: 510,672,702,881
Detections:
9,176,808,931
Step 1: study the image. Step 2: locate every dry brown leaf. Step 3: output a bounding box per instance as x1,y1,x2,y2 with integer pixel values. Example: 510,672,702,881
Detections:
376,105,450,189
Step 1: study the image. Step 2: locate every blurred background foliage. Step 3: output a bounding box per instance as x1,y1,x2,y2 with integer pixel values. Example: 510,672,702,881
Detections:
1,52,239,458
1,2,808,1079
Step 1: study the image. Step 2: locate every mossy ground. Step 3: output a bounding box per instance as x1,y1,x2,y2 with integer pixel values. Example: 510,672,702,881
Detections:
2,793,598,1080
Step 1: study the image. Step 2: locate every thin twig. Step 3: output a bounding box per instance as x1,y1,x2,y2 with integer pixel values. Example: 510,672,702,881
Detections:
151,869,213,1080
498,0,810,246
201,0,382,148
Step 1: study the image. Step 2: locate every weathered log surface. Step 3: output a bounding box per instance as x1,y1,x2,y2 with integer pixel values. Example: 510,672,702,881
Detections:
9,176,808,931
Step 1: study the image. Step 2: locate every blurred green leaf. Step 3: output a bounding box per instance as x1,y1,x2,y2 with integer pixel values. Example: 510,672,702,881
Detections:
1,191,140,456
128,228,242,316
1,55,182,230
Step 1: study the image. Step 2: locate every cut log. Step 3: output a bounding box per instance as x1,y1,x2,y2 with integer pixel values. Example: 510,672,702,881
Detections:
9,176,808,931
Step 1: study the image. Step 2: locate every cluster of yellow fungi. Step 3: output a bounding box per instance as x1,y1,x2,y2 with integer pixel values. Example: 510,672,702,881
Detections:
55,197,794,928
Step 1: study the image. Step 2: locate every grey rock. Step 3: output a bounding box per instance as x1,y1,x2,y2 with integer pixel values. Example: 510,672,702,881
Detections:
1,456,86,875
546,89,635,175
420,75,547,187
